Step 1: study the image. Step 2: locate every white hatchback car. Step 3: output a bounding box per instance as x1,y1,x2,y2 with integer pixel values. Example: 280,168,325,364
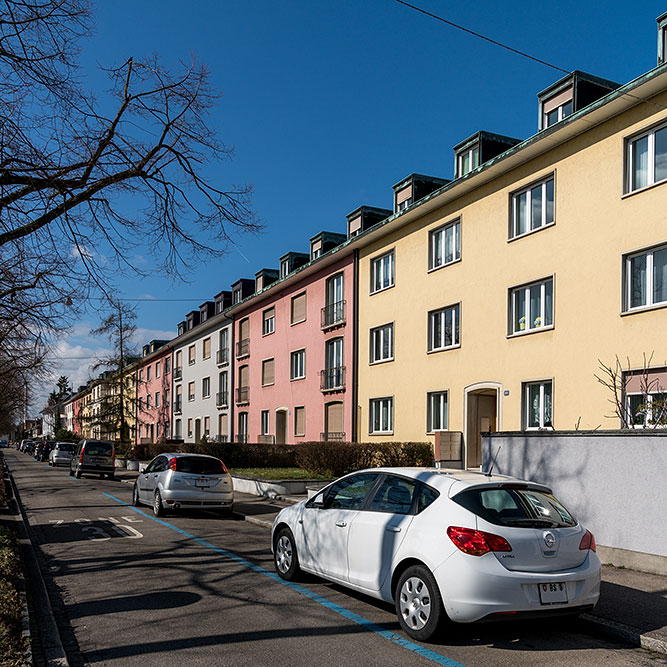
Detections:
271,468,600,641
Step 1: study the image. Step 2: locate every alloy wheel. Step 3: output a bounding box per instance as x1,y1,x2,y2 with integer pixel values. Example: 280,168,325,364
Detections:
275,535,293,574
399,576,431,631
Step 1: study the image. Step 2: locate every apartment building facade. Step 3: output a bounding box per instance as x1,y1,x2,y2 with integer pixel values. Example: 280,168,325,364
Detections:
136,340,172,444
353,52,667,466
228,239,355,444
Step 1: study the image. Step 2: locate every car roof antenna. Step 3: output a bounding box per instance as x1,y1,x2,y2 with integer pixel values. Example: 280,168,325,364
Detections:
485,445,501,478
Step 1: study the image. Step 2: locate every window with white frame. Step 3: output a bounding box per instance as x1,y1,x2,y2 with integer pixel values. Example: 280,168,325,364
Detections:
188,345,196,365
203,337,211,359
280,258,290,278
544,99,572,128
188,381,195,401
427,391,448,432
624,243,667,311
290,349,305,380
370,397,393,434
627,391,667,427
202,377,210,398
155,362,160,378
523,380,553,429
510,176,555,238
263,307,275,335
626,122,667,192
509,278,553,335
371,251,395,293
429,219,461,270
457,144,479,177
155,392,160,407
261,410,270,435
428,304,460,351
165,357,171,374
146,366,151,382
187,418,193,438
370,323,394,363
146,394,152,409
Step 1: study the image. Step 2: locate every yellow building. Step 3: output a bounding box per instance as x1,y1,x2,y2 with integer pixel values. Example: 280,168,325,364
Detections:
354,53,667,467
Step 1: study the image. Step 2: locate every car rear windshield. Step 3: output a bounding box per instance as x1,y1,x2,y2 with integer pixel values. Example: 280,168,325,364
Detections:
58,444,76,453
85,443,113,457
175,456,226,475
452,486,577,528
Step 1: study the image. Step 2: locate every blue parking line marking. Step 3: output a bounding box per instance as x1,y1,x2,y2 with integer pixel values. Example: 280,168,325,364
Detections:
102,492,467,667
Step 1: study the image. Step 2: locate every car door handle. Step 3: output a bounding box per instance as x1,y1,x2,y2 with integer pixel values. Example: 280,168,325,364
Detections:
386,526,402,533
335,521,347,528
298,519,303,524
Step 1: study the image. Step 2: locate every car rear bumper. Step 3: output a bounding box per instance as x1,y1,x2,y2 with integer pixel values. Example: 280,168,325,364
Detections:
161,488,234,509
75,464,115,474
433,550,601,623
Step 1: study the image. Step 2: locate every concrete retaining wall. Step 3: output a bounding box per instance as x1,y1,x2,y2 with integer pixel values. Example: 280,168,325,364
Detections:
482,431,667,575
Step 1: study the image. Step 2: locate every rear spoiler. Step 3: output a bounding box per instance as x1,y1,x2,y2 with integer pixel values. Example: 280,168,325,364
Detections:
449,481,553,499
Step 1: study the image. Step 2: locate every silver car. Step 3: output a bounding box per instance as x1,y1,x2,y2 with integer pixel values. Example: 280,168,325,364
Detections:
49,442,77,467
132,453,234,517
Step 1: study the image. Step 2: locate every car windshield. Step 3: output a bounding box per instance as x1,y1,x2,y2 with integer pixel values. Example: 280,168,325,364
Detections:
85,443,113,456
175,456,226,475
58,444,76,453
452,486,577,528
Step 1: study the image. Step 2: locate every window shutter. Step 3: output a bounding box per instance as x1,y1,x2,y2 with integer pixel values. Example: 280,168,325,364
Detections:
294,407,305,436
262,359,275,386
291,293,307,323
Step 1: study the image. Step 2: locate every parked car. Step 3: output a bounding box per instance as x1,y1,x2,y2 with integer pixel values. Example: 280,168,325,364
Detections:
0,439,8,448
132,453,234,517
21,440,35,454
49,442,77,467
271,468,601,641
38,440,57,462
69,439,115,479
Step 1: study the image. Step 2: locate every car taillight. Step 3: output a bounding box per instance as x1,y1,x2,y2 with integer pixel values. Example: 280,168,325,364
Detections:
168,457,178,471
447,526,512,556
579,529,597,552
79,450,84,463
219,459,228,474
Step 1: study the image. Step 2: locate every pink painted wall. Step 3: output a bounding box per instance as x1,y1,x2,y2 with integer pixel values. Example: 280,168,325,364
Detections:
136,347,173,443
234,254,354,443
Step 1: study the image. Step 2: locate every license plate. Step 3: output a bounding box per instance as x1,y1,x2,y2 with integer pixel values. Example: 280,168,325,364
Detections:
539,582,568,604
195,478,210,488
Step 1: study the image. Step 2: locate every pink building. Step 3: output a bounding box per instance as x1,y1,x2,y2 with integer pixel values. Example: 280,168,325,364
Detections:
229,237,355,444
136,340,173,444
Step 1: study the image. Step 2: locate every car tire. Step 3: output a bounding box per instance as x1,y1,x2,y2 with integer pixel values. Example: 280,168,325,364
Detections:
153,491,164,517
395,565,444,641
75,469,82,479
274,527,300,581
132,484,140,507
68,469,73,477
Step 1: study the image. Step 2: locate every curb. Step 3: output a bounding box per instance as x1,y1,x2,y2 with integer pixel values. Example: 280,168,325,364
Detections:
580,613,667,656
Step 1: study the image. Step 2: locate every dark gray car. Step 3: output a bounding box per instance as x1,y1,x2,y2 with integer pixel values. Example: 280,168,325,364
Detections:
69,439,115,479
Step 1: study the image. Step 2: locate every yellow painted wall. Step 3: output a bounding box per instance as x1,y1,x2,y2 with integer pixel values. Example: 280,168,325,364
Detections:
357,92,667,451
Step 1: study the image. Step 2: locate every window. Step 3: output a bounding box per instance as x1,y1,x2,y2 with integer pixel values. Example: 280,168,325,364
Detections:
544,99,573,128
188,345,196,365
263,307,275,335
626,122,667,192
187,419,193,439
175,419,182,438
368,476,416,514
429,219,461,270
371,251,395,293
146,394,152,409
291,293,307,324
155,392,160,408
188,381,195,402
280,258,290,278
261,410,270,435
202,377,210,399
203,337,211,359
155,362,160,378
139,369,144,382
523,380,553,429
165,357,171,374
370,323,394,363
203,416,210,436
294,406,305,436
428,304,460,351
627,391,667,427
624,243,667,311
165,389,170,406
238,412,248,442
262,358,275,386
321,473,378,510
509,278,553,335
457,144,479,177
370,397,393,434
427,391,448,432
510,176,555,238
146,366,151,381
138,397,143,411
164,421,170,438
233,288,242,304
290,349,305,380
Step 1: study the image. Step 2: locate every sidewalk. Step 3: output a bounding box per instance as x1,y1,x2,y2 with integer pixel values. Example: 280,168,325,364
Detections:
114,468,667,655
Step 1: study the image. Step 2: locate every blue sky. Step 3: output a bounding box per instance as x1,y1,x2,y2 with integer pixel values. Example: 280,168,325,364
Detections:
40,1,667,408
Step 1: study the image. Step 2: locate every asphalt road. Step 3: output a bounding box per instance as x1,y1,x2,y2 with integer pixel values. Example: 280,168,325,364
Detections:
5,449,666,667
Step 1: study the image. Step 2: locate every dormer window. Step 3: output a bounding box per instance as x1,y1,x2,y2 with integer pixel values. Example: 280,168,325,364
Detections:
233,288,241,304
280,258,290,278
659,12,667,65
394,184,412,212
542,87,574,128
456,144,479,177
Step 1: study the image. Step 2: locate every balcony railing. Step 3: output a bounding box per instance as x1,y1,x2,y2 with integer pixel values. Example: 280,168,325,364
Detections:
173,366,182,380
237,433,248,444
236,386,250,404
258,434,275,444
320,366,346,392
174,398,182,414
321,300,346,329
321,432,346,442
236,338,250,359
217,348,229,366
216,391,228,408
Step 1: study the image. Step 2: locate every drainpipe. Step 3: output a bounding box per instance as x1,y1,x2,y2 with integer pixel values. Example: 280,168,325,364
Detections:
351,248,359,443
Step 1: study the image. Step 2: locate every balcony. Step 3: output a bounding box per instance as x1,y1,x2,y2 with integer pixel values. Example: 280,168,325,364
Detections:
216,391,228,408
217,348,229,366
258,434,275,444
236,386,250,405
321,300,346,330
237,433,248,444
174,398,182,414
174,366,182,380
236,338,250,359
320,366,346,392
321,432,346,442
